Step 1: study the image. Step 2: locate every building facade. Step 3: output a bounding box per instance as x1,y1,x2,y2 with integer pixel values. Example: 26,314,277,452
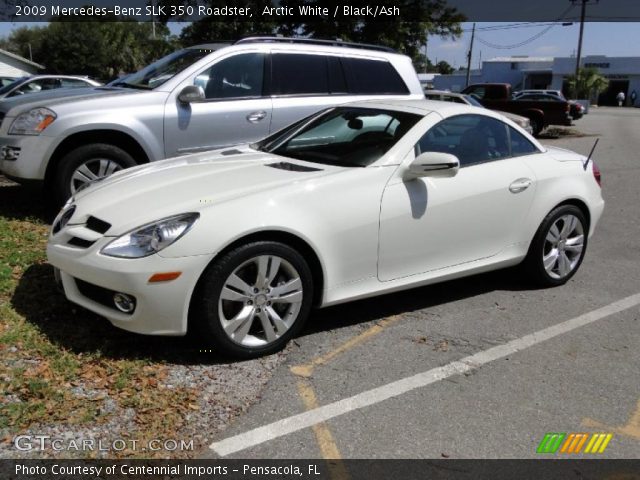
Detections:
433,55,640,106
0,48,44,78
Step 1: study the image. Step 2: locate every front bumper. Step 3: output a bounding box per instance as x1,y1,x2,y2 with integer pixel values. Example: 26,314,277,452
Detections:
0,133,57,181
47,241,214,336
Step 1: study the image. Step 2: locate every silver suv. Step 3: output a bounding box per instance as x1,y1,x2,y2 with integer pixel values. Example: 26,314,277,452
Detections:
0,37,423,203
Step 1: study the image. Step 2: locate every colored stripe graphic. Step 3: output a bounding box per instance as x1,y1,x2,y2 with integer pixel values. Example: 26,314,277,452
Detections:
560,433,589,453
537,433,566,454
584,433,613,453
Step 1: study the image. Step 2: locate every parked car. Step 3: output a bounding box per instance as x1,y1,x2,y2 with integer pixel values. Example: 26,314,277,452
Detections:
0,37,423,205
0,75,101,99
513,89,566,100
0,76,17,87
424,89,533,133
47,99,604,358
515,93,584,121
461,83,573,136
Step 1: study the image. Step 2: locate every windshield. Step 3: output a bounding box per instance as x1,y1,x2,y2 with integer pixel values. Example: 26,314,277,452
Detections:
464,95,484,108
0,77,28,95
112,48,212,90
259,107,422,168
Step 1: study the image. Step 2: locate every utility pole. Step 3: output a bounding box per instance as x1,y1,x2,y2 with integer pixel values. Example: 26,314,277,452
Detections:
465,23,476,88
424,34,428,74
571,1,598,78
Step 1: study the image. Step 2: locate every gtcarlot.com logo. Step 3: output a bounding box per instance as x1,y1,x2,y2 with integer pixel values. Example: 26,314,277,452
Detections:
537,432,613,454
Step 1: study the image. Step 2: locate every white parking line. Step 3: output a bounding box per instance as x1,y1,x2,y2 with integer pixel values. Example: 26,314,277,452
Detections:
210,293,640,457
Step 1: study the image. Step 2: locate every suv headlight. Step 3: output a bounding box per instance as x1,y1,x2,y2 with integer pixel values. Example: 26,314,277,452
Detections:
101,213,199,259
9,107,57,135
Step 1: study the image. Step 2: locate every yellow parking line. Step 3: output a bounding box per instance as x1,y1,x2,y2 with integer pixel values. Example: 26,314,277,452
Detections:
297,379,342,459
583,399,640,440
290,315,402,378
289,315,402,476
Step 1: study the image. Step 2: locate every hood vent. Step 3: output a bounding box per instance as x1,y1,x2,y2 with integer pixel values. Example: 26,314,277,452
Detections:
86,216,111,234
220,149,243,156
266,162,322,172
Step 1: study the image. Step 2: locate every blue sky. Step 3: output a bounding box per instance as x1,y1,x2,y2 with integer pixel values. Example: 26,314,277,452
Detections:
428,22,640,69
1,21,638,69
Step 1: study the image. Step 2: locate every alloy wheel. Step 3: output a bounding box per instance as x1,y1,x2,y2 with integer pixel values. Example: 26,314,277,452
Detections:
542,214,585,280
218,255,304,347
70,158,123,194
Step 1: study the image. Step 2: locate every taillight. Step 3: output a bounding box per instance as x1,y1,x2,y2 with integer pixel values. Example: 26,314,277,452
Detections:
592,161,601,187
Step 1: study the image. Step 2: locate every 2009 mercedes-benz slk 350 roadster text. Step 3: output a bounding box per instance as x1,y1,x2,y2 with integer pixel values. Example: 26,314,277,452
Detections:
47,100,604,357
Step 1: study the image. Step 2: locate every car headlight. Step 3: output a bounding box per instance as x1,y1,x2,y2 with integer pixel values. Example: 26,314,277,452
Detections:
9,107,57,135
101,213,199,259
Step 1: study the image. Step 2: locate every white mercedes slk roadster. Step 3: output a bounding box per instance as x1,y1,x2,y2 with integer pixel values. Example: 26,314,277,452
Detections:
47,100,604,357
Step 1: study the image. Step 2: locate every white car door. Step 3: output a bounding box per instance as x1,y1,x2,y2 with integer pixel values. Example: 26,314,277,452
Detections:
378,114,539,281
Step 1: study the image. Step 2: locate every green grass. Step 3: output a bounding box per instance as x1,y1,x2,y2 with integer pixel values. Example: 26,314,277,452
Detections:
0,202,201,457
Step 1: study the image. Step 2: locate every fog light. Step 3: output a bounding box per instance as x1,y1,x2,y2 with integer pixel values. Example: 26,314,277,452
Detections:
113,293,136,313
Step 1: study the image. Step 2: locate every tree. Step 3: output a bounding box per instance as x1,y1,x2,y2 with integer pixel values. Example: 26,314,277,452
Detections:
435,60,454,75
172,0,463,59
567,67,609,101
412,53,433,74
0,18,180,81
179,0,278,45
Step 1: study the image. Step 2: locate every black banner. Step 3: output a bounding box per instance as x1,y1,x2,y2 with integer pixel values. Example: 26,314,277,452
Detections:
1,0,640,22
2,459,640,480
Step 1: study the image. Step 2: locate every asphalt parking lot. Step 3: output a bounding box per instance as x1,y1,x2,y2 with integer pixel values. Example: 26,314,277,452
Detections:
206,106,640,459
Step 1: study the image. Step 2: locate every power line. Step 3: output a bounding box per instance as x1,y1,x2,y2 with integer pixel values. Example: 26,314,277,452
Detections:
472,5,575,50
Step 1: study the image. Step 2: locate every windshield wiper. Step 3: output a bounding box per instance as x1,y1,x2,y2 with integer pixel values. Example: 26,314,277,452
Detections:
111,82,152,90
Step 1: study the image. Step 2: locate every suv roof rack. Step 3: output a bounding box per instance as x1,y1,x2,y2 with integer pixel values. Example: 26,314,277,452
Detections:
234,36,396,53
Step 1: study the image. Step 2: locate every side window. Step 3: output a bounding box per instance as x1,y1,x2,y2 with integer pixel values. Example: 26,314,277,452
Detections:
197,53,265,100
272,54,329,96
417,114,510,167
60,78,91,88
466,86,486,99
509,126,540,156
341,57,409,95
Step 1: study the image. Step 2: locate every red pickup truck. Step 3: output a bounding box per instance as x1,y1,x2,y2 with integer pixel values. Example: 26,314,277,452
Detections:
461,83,573,136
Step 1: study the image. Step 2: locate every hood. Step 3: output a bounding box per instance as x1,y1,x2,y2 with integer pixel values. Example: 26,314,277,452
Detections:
69,146,337,234
0,87,143,116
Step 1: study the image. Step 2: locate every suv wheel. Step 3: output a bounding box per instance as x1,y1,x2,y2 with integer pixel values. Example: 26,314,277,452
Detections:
54,143,137,204
192,241,314,358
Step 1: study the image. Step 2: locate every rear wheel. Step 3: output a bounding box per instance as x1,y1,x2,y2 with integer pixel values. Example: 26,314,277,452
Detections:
53,143,137,205
528,115,544,136
192,241,313,358
524,205,588,286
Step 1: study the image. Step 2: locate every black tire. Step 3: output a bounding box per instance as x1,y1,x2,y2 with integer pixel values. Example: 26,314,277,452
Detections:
192,241,314,358
53,143,137,206
523,205,588,287
528,115,544,137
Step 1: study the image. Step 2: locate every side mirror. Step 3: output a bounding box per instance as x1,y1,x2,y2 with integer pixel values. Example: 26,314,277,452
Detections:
178,85,205,104
406,152,460,179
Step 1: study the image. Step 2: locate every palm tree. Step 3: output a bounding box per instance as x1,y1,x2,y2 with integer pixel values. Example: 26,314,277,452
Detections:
567,67,609,102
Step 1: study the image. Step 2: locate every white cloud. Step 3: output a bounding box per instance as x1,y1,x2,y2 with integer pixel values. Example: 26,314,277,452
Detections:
439,42,466,50
534,45,560,54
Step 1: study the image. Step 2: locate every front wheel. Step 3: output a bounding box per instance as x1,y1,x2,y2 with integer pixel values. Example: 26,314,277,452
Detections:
524,205,588,286
192,241,314,358
53,143,137,205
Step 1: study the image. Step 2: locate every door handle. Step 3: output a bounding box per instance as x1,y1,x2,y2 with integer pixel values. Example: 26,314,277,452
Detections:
509,178,533,193
246,111,267,123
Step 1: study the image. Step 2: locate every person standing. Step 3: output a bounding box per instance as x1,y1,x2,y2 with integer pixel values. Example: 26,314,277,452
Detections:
616,91,626,107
